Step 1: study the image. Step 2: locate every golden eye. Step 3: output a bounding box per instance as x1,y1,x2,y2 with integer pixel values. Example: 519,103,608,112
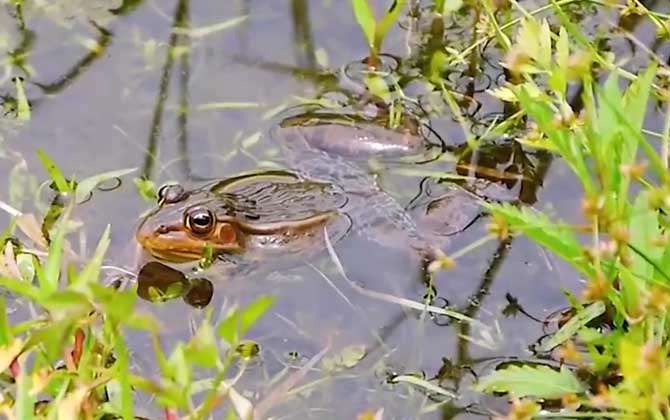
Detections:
185,207,215,235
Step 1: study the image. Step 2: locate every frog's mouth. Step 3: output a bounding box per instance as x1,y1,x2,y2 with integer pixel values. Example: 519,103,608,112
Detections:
135,217,243,263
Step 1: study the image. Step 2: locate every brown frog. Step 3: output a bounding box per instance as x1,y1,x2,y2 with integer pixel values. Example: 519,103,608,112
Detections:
136,108,511,265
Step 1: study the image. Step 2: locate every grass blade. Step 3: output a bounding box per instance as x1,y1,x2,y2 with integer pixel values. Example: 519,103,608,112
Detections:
350,0,376,48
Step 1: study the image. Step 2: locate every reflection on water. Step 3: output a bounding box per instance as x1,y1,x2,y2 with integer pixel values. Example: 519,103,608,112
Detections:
0,0,667,418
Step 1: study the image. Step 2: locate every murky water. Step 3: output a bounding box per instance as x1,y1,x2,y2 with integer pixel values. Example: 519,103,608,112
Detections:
1,0,668,418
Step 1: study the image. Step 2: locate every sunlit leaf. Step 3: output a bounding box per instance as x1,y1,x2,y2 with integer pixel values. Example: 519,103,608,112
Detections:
539,301,605,352
24,319,73,362
538,19,552,69
485,203,593,277
14,77,30,121
134,178,157,201
375,0,405,52
36,149,71,194
516,87,595,194
74,168,136,204
114,331,134,420
0,277,41,302
185,323,219,368
74,224,111,287
0,297,11,346
475,364,584,398
548,26,569,97
167,344,191,388
15,353,34,420
0,338,22,373
57,386,88,420
40,290,92,314
350,0,376,48
365,75,390,102
39,205,72,295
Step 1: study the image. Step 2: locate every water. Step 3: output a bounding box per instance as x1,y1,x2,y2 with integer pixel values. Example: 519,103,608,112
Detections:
0,0,668,418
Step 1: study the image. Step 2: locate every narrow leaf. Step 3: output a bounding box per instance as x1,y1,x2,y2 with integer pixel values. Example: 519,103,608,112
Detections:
74,224,111,287
539,301,605,352
74,168,136,204
0,297,11,346
40,205,72,294
475,364,584,399
37,149,71,193
375,0,405,51
350,0,376,47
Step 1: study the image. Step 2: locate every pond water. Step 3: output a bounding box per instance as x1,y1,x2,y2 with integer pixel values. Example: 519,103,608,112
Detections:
1,0,668,418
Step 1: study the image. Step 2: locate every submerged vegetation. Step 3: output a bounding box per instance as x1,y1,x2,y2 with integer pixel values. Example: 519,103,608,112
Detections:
0,0,669,418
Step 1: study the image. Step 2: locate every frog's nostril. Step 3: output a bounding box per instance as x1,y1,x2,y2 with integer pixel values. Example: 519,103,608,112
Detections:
157,225,169,234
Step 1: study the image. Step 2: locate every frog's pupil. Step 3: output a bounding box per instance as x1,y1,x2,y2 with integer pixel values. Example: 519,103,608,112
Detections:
192,212,211,227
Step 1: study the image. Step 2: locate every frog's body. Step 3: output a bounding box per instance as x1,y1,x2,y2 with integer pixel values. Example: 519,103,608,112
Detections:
136,110,489,264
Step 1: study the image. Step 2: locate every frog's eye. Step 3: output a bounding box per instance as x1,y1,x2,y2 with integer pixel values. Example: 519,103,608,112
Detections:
158,184,186,204
185,207,215,235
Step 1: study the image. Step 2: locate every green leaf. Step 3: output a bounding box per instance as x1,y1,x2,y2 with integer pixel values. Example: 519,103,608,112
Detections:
365,74,391,102
23,319,73,362
538,19,552,69
617,266,645,319
39,205,72,295
36,149,71,194
15,355,35,420
630,193,663,277
114,331,134,420
0,297,12,346
168,344,191,388
74,168,136,204
485,203,594,277
374,0,405,52
185,322,219,368
89,284,137,322
74,224,111,288
14,77,31,122
548,26,568,97
218,295,275,345
515,87,594,194
134,177,157,202
40,290,92,314
350,0,376,48
475,364,584,399
619,339,643,382
539,301,605,352
623,63,657,134
0,277,41,302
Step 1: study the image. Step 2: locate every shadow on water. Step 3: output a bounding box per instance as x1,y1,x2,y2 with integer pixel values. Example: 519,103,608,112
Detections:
141,0,190,181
